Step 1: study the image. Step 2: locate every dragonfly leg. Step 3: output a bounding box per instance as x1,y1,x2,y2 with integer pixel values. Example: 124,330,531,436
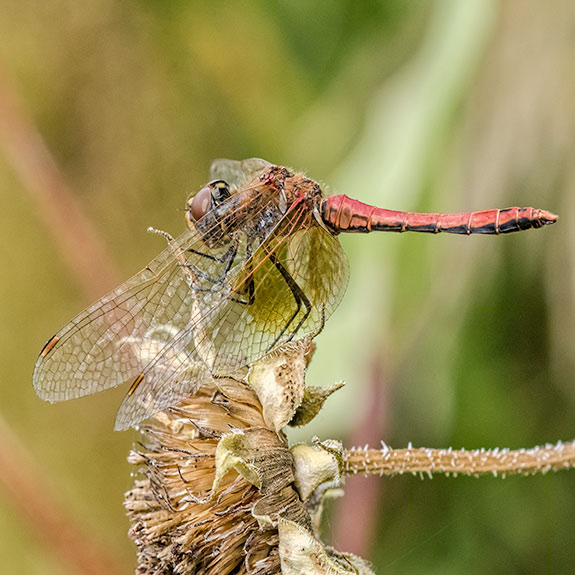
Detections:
232,265,255,306
208,240,255,305
185,247,221,263
183,243,238,286
227,242,255,306
267,253,311,351
184,242,255,306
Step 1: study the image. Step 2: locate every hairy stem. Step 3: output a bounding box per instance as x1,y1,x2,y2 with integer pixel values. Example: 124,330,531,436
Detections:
343,440,575,478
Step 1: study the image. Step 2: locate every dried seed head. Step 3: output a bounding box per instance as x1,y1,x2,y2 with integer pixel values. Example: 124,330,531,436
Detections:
125,341,371,575
125,380,281,574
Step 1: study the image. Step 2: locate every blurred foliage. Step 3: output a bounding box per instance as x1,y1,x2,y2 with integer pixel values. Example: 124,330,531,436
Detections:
0,0,573,573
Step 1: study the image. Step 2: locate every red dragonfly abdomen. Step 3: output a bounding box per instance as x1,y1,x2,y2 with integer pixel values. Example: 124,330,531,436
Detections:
321,195,558,235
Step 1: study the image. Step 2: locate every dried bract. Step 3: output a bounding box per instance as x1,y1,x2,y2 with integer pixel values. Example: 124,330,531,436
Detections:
125,341,369,575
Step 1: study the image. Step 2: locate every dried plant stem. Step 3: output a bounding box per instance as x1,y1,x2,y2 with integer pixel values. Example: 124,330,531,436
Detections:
343,440,575,478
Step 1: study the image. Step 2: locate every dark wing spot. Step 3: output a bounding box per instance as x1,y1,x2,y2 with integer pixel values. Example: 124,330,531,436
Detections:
40,335,60,358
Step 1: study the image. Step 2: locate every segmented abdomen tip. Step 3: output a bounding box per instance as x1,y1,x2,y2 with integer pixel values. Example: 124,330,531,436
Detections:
539,210,558,225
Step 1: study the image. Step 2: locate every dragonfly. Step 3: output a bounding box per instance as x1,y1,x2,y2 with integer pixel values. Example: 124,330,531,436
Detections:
33,158,558,430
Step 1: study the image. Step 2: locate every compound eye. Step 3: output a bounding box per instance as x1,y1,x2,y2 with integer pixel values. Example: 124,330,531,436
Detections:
210,180,230,204
188,185,212,222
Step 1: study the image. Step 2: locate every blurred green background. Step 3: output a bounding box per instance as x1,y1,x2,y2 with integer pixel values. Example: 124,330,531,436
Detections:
0,0,573,573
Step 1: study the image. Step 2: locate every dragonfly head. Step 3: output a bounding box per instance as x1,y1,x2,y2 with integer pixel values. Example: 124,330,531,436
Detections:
185,180,231,228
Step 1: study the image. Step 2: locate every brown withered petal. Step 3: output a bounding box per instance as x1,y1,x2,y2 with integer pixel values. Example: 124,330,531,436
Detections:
125,343,363,575
125,379,282,575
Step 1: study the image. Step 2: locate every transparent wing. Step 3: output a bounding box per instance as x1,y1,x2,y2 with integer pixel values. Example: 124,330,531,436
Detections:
113,208,349,429
33,171,286,429
203,215,350,369
113,231,256,430
210,158,271,189
32,225,235,403
113,332,214,430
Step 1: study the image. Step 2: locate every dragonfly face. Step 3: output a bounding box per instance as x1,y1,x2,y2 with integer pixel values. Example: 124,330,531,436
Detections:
187,180,231,220
186,180,231,242
33,158,556,430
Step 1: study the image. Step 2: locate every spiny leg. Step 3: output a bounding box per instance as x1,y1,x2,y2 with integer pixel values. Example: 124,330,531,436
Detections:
237,260,255,306
184,243,238,285
227,240,255,306
266,252,311,351
185,241,255,306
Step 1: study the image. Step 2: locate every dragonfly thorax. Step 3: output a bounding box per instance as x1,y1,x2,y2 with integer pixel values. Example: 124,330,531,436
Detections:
188,166,297,249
